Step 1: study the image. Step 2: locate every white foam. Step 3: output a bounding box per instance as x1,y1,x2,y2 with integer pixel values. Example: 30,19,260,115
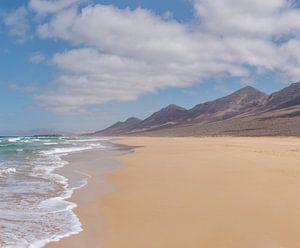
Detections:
90,143,105,148
41,146,93,156
28,214,82,248
0,167,16,176
43,142,58,145
26,151,92,247
8,137,21,142
71,138,109,142
0,136,110,247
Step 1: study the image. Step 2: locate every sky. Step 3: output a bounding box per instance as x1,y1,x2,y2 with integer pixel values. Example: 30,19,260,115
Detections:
0,0,300,134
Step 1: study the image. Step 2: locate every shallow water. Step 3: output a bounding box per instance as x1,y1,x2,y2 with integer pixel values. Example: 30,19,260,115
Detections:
0,136,110,247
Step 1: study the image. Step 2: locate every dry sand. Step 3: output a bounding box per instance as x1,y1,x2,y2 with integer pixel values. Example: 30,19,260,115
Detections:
48,137,300,248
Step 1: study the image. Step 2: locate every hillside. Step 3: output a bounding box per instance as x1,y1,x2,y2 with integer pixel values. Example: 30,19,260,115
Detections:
93,82,300,137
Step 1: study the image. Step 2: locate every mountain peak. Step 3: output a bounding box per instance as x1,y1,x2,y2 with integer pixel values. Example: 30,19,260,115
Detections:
233,85,266,96
138,104,187,129
188,85,267,122
93,82,300,136
125,117,142,123
240,85,256,90
93,116,141,135
163,104,186,112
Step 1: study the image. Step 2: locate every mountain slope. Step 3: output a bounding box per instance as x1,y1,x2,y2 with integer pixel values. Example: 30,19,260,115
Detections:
186,86,267,123
134,114,300,137
93,117,142,136
263,82,300,111
132,104,187,132
92,82,300,137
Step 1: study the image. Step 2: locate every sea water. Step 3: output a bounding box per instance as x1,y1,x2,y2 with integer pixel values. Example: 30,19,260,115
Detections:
0,136,109,247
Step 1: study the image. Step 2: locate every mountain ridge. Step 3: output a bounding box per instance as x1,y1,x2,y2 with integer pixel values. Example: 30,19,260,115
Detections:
93,117,142,136
92,82,300,137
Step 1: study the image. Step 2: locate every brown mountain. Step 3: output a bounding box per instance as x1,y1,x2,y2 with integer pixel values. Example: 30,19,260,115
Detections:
131,104,187,132
92,82,300,137
263,82,300,111
93,117,141,136
186,86,267,123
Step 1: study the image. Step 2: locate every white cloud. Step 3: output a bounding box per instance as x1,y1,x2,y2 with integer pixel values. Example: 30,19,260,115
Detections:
30,1,300,113
3,6,31,43
194,0,300,37
29,0,87,15
29,52,46,63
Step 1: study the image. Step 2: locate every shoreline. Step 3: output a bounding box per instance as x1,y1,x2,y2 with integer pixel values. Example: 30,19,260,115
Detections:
46,144,128,248
47,137,300,248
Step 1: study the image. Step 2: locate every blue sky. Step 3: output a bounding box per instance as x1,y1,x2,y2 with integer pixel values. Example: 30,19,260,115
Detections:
0,0,300,134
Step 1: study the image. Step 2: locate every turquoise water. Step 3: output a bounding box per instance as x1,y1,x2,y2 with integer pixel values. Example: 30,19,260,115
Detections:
0,136,109,247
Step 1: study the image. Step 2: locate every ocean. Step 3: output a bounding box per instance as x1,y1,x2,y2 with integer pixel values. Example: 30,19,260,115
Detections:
0,136,110,247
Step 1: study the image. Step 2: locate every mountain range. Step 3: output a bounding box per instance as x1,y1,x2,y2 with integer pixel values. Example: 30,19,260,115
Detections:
92,82,300,137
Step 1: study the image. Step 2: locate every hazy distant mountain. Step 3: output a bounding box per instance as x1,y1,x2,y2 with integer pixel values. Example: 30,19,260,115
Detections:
93,117,142,136
93,82,300,137
0,129,63,137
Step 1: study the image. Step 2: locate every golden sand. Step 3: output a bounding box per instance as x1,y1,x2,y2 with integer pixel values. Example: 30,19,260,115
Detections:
49,137,300,248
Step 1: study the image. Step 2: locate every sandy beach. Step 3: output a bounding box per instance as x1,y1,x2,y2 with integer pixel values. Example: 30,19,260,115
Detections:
48,137,300,248
46,147,124,248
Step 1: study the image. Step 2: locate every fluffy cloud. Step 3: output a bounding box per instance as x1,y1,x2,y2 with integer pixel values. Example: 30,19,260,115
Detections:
3,6,31,43
29,1,300,113
194,0,300,37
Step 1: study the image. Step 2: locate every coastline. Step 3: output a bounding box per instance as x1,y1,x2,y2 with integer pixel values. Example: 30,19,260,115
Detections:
47,137,300,248
46,144,128,248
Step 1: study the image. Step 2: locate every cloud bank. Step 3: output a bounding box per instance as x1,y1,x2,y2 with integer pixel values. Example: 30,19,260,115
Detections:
7,0,300,113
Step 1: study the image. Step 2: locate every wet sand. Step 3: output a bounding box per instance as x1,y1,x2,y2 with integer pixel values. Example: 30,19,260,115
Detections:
48,137,300,248
46,148,124,248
